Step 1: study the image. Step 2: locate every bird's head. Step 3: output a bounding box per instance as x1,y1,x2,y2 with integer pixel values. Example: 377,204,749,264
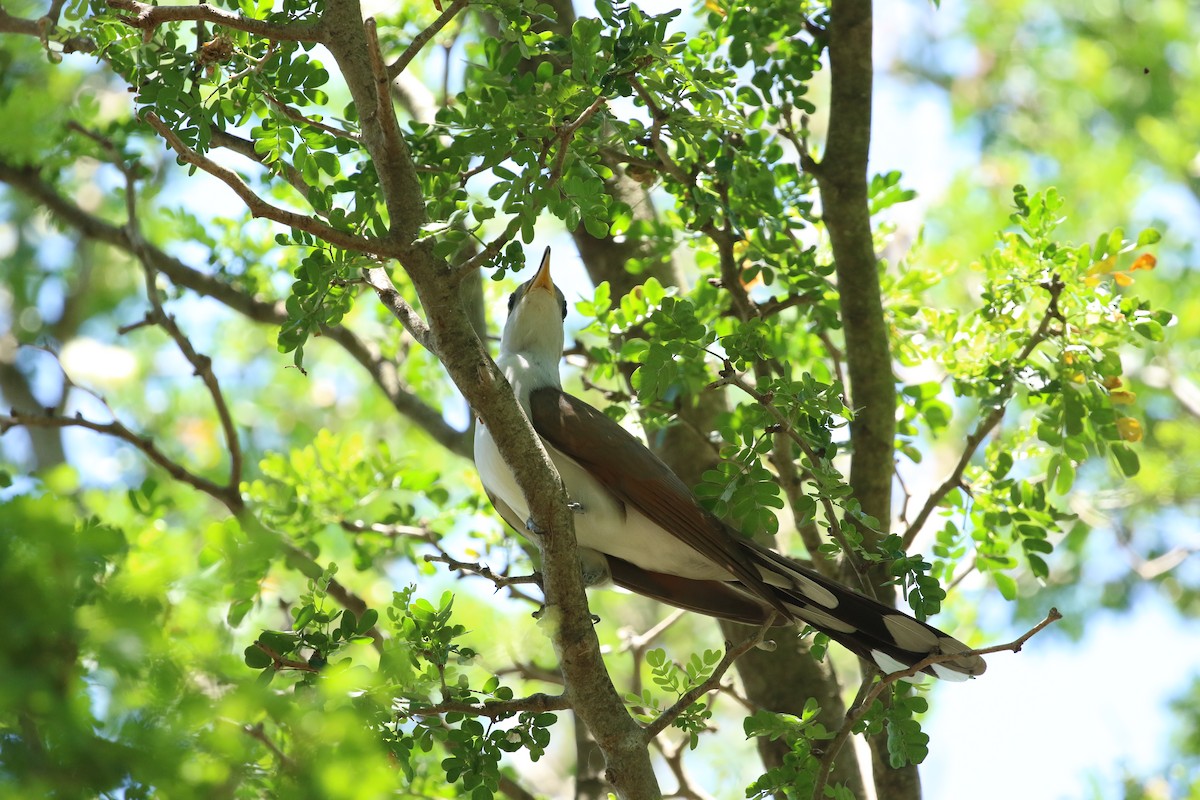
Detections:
500,247,567,366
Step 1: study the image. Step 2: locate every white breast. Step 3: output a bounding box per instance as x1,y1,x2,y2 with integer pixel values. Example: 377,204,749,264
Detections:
473,420,732,581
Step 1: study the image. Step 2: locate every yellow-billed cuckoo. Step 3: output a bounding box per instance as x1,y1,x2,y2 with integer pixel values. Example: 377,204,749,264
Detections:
474,249,986,680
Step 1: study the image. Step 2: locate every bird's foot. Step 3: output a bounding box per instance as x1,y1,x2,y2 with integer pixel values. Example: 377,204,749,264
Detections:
524,516,544,536
567,501,584,514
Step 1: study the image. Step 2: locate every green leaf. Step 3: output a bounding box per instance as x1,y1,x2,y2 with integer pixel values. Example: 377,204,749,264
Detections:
992,572,1018,601
1111,443,1140,477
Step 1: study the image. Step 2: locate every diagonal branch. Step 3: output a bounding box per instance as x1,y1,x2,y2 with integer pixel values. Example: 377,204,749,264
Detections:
387,0,471,79
1,408,228,498
143,112,391,257
642,614,777,740
106,138,245,491
0,158,471,457
811,607,1062,800
360,267,435,350
710,363,870,591
900,276,1065,549
0,405,386,650
457,93,609,275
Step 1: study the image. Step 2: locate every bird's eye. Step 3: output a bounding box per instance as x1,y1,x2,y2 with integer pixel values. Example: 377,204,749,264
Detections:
559,297,567,320
507,290,518,312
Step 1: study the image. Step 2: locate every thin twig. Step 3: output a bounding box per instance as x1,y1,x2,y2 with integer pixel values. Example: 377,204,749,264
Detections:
263,92,361,142
241,722,298,771
253,641,320,672
387,0,470,79
642,614,778,740
424,552,543,590
711,362,871,590
901,276,1065,548
811,607,1063,799
457,93,610,275
143,112,386,256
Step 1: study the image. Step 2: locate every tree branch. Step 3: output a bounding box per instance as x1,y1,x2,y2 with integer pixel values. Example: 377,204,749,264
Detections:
1,407,227,497
360,267,435,350
710,363,871,591
402,692,570,721
0,158,471,458
901,275,1065,548
387,0,470,79
106,0,324,43
642,615,776,740
810,607,1063,800
143,112,390,256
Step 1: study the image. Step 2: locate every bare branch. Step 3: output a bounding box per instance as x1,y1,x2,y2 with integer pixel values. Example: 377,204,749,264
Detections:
811,608,1063,799
360,267,435,350
114,149,246,492
106,0,324,43
387,0,471,79
1,407,228,498
424,552,542,590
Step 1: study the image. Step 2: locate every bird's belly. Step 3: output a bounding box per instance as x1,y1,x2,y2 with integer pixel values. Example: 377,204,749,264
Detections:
474,425,731,581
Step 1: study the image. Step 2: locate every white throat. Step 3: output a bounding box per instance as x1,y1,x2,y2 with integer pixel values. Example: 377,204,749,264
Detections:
497,287,565,405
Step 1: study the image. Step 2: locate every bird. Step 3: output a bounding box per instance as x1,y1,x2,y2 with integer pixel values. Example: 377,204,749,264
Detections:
472,248,987,680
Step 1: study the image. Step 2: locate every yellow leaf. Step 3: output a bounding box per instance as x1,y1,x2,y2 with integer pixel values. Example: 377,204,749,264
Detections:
1113,271,1134,287
1109,390,1137,405
1087,255,1117,276
1102,376,1123,389
1116,417,1143,442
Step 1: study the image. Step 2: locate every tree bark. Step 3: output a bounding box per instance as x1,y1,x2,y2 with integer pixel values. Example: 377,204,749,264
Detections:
817,1,916,798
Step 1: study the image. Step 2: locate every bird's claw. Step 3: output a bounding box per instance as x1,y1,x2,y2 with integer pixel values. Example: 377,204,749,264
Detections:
567,502,584,514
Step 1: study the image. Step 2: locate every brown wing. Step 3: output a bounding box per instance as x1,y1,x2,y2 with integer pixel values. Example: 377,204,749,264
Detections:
527,386,788,616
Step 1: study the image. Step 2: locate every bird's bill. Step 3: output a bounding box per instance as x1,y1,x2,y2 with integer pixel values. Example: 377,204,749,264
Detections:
529,246,554,293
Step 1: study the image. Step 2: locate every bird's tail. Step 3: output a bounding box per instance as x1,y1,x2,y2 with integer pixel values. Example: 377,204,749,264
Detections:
607,545,986,681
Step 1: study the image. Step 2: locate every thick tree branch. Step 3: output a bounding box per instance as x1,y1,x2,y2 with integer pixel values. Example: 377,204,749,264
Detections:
816,2,912,795
0,5,96,52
